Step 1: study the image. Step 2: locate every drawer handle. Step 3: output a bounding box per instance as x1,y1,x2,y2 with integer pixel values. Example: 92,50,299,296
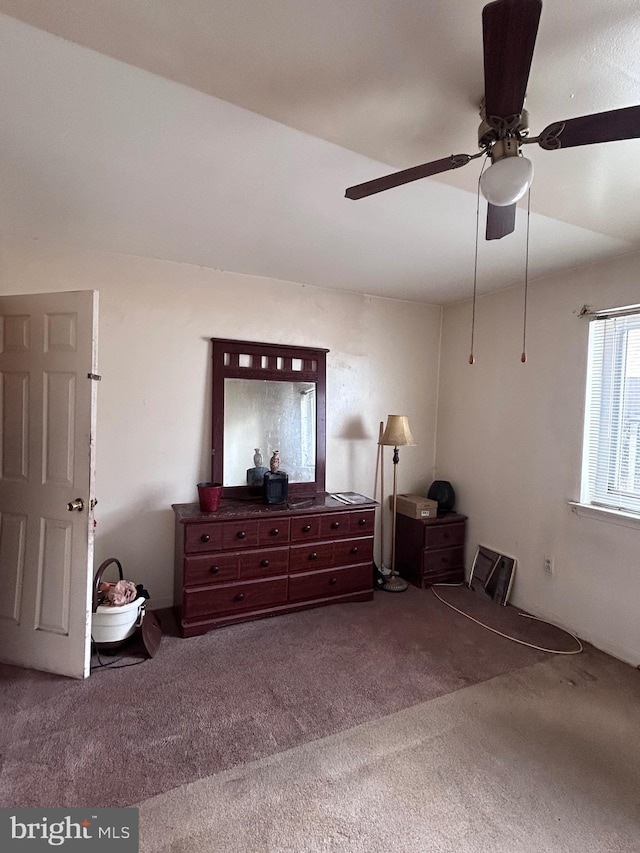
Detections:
331,521,340,529
350,546,358,554
302,525,311,533
209,565,220,575
261,559,270,568
329,577,338,585
270,528,279,536
235,592,245,602
358,518,367,526
237,531,246,539
309,552,318,560
200,534,210,543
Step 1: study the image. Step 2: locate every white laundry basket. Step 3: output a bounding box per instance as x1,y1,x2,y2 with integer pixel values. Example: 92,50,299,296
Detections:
91,557,145,648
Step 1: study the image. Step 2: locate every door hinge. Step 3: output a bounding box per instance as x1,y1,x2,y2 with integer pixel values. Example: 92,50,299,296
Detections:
87,373,102,381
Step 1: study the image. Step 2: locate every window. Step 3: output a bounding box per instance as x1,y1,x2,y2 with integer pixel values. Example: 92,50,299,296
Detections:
581,305,640,514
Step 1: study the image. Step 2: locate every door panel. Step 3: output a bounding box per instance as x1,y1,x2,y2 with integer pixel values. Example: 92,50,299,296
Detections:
44,371,76,484
0,511,26,622
0,290,98,678
35,516,73,634
2,371,29,479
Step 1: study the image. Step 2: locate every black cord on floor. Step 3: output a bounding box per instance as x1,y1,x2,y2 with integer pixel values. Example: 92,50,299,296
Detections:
90,636,147,671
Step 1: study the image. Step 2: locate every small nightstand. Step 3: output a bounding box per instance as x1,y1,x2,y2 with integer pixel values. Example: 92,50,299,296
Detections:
394,512,467,588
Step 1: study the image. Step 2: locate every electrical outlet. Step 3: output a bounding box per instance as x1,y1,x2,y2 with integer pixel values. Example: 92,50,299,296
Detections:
543,556,554,576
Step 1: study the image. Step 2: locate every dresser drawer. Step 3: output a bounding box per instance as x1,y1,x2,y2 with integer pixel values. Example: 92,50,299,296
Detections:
424,522,465,550
222,519,260,549
257,518,290,544
348,510,375,536
183,577,288,619
290,515,322,542
320,514,347,538
184,523,224,554
289,541,334,572
333,536,373,568
239,546,289,579
184,553,239,586
288,563,372,602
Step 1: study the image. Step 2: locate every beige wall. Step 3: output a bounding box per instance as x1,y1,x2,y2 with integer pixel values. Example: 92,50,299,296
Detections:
437,250,640,666
0,233,442,608
5,230,637,666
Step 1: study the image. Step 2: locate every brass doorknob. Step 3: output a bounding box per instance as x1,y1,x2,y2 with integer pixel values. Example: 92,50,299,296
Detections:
67,498,85,512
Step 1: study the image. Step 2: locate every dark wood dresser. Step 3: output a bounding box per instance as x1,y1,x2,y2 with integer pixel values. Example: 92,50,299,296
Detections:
173,493,376,637
394,511,467,588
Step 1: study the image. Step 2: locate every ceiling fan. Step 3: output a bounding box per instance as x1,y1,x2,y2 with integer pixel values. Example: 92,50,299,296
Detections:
345,0,640,240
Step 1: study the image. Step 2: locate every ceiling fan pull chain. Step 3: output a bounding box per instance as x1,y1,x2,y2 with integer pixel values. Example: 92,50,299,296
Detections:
521,188,532,363
469,158,489,364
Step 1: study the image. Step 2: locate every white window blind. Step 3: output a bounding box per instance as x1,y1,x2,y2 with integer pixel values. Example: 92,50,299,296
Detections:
582,306,640,514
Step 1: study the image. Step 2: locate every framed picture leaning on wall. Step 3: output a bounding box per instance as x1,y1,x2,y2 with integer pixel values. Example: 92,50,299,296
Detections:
468,545,516,606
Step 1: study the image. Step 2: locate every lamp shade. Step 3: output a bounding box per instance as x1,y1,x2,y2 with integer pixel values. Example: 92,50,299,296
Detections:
479,155,534,207
381,415,416,447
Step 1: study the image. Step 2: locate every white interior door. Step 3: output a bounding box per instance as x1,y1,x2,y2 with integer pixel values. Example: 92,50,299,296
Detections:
0,290,98,679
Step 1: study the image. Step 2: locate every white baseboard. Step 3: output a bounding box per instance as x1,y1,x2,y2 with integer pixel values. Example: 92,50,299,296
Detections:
514,600,640,668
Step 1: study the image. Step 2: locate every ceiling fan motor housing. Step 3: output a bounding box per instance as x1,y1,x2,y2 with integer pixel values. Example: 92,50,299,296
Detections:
478,108,530,153
490,136,521,163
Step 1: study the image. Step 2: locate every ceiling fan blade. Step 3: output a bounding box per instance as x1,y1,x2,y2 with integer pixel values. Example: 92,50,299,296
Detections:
345,154,473,200
486,203,516,240
482,0,542,121
536,105,640,150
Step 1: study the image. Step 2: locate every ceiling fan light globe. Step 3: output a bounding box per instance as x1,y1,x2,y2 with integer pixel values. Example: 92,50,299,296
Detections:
480,156,534,207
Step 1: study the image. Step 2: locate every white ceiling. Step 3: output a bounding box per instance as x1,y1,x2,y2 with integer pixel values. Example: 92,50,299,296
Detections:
1,0,639,303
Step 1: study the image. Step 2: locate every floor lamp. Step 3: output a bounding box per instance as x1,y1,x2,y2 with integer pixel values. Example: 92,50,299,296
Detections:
375,421,389,573
381,414,416,593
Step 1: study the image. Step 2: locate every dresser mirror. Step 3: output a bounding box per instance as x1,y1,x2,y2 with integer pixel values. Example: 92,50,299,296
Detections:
211,338,328,499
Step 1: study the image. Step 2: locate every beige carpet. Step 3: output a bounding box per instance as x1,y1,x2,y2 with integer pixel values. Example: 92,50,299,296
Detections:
138,647,640,852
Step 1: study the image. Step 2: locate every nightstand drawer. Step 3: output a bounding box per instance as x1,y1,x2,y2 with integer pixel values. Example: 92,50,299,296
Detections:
424,522,465,549
422,567,464,587
423,546,464,577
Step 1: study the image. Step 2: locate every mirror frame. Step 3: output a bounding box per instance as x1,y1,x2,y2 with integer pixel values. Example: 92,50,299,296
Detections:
211,338,328,499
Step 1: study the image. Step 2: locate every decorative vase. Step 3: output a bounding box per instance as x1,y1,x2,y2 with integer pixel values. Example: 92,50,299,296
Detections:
270,450,280,473
253,448,263,467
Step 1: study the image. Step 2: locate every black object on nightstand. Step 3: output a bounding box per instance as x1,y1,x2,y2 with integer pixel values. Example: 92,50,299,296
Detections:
394,512,467,588
427,480,456,513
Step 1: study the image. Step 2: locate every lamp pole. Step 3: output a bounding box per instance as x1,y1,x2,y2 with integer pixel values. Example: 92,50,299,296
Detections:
384,443,408,592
